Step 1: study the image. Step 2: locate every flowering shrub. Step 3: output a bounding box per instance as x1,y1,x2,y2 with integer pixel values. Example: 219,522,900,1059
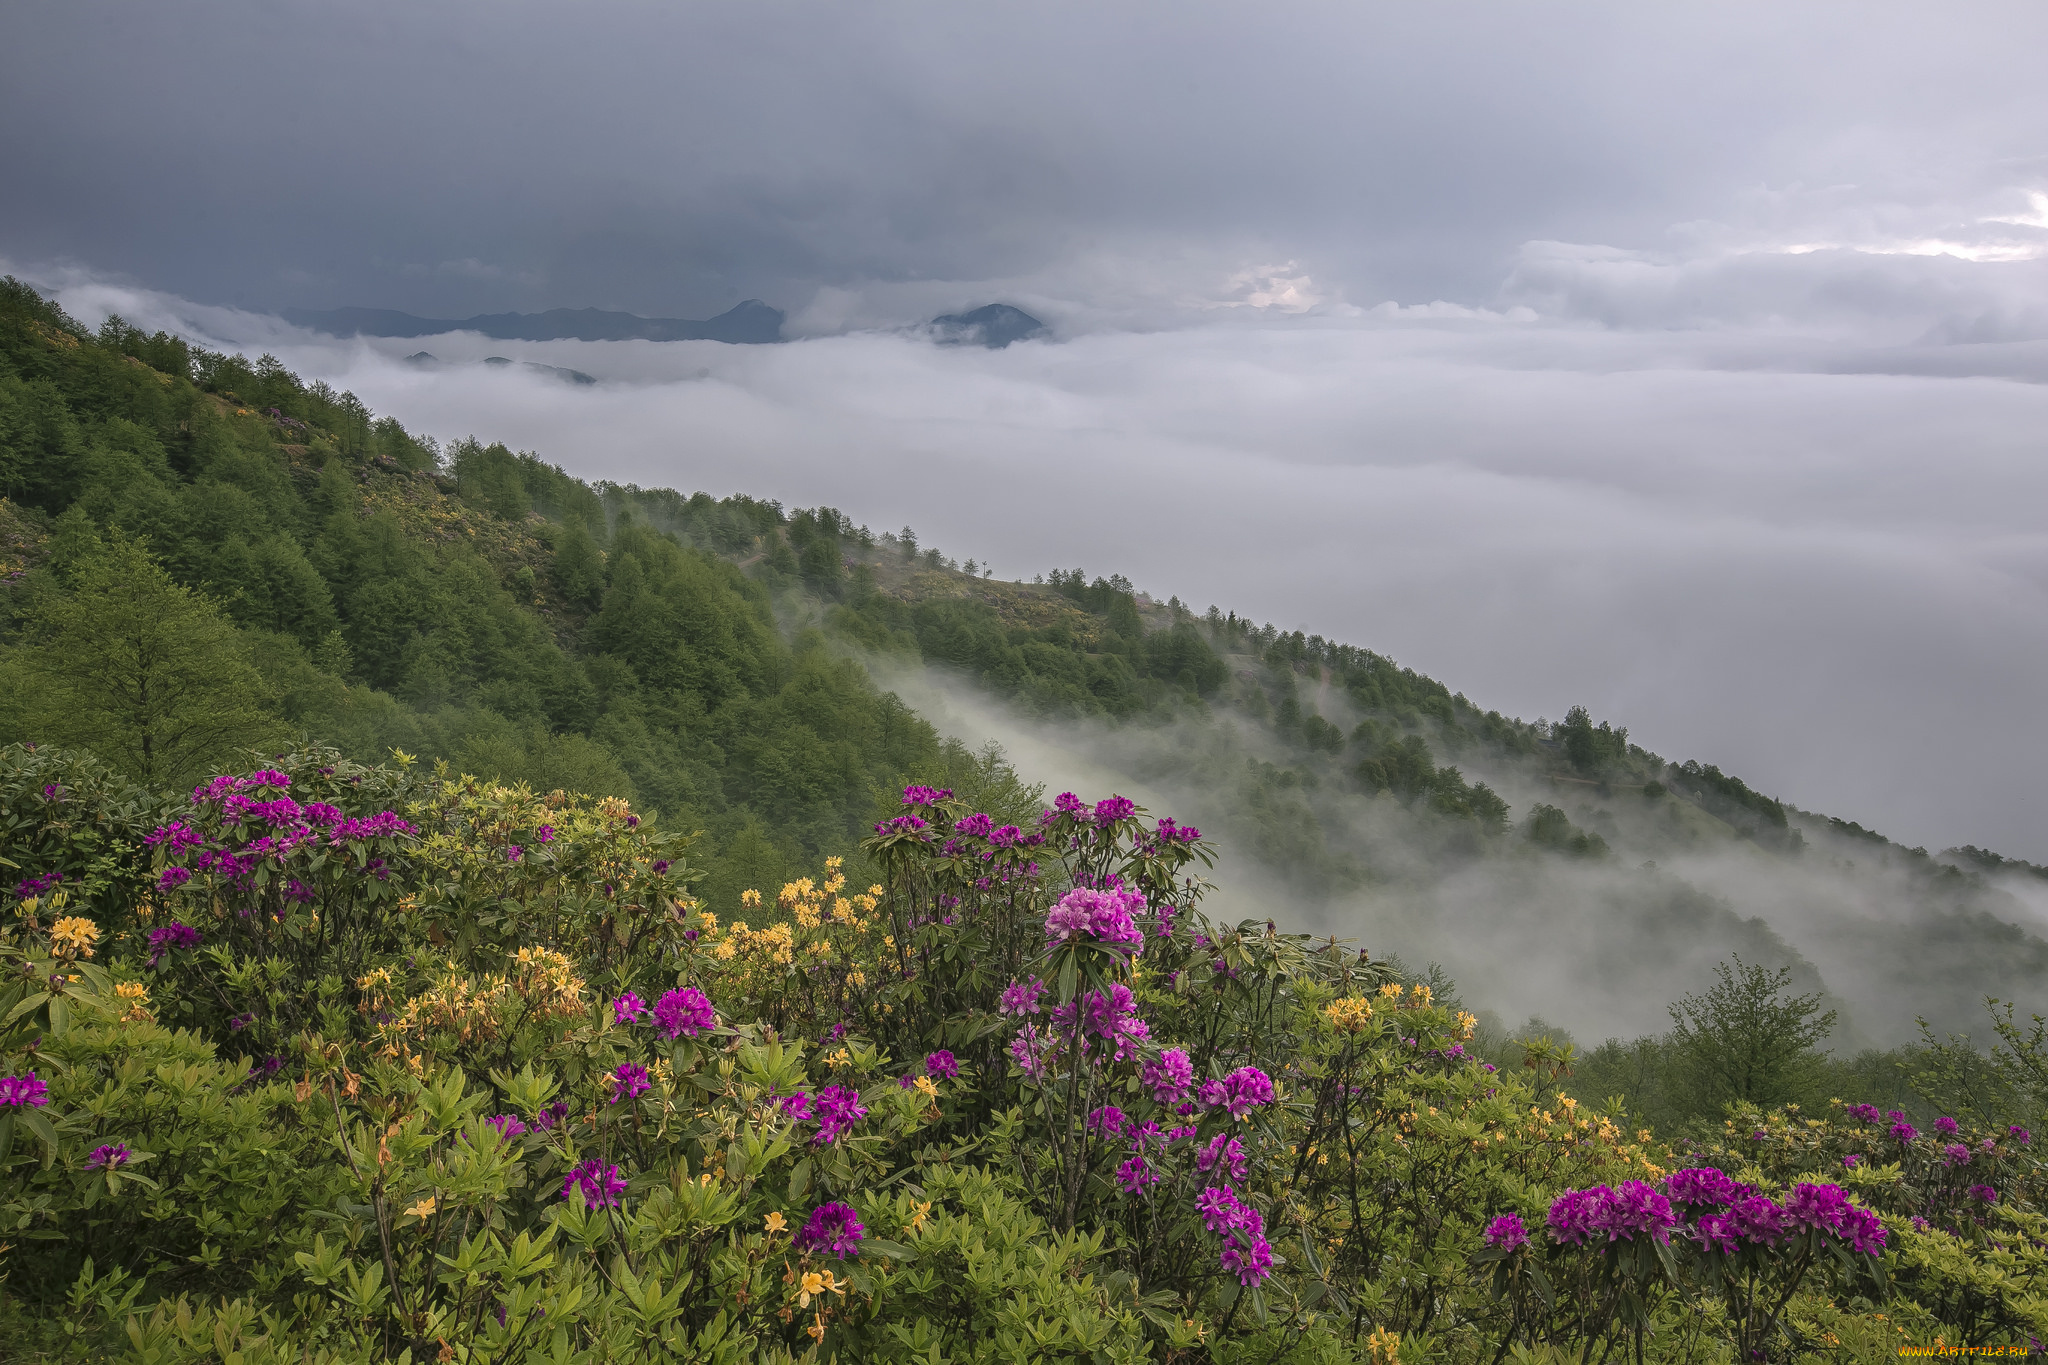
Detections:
0,748,2041,1359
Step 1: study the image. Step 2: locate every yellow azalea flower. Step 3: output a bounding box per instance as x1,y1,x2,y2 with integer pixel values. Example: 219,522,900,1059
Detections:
740,888,762,908
1324,997,1373,1033
796,1268,844,1307
908,1200,933,1233
404,1196,438,1218
50,916,99,958
764,1211,787,1234
914,1076,939,1099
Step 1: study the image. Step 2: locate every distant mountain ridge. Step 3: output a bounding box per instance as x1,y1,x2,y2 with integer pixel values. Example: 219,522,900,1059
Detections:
286,300,785,344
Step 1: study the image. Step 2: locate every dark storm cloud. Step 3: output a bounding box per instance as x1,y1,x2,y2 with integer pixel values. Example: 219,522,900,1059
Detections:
6,1,2046,320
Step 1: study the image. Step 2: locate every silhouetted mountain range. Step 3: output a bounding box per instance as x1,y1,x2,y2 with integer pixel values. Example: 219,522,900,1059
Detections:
286,300,785,344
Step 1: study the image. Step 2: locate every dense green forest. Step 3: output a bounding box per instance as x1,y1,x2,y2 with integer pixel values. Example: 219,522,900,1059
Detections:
3,272,2045,1135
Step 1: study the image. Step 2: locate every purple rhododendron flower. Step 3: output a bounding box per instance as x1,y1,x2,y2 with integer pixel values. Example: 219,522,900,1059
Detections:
1846,1103,1881,1124
811,1086,868,1145
2011,1126,2033,1145
1094,796,1136,824
651,987,715,1039
1215,1066,1275,1120
613,993,647,1024
1197,1133,1250,1181
85,1143,130,1170
1890,1121,1919,1144
1693,1212,1740,1255
1116,1154,1159,1192
145,922,201,967
1598,1181,1678,1245
1043,887,1147,953
1142,1049,1194,1104
612,1063,652,1102
1727,1195,1791,1247
1841,1204,1887,1255
1784,1183,1850,1235
1943,1143,1973,1166
1484,1214,1529,1252
1664,1168,1744,1208
795,1201,865,1257
1197,1185,1262,1235
998,978,1047,1017
1935,1116,1960,1135
779,1091,814,1121
1087,1105,1127,1138
1220,1230,1275,1286
1972,1184,1999,1204
1008,1024,1055,1080
1843,1154,1861,1169
561,1159,627,1209
901,785,952,807
924,1049,959,1079
485,1114,528,1141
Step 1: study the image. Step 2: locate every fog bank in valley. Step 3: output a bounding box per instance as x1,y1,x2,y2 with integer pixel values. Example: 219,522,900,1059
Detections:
869,655,2048,1051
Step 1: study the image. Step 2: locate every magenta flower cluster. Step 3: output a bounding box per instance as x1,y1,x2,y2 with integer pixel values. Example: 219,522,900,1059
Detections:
795,1201,865,1257
1548,1181,1678,1247
809,1086,868,1145
86,1143,131,1170
0,1072,50,1109
145,922,201,968
1206,1066,1276,1120
923,1050,959,1079
611,1063,651,1102
1197,1185,1275,1286
1043,886,1147,953
998,978,1047,1017
649,987,715,1039
1051,984,1152,1063
1484,1213,1530,1252
1552,1172,1885,1258
1142,1048,1194,1104
561,1159,627,1209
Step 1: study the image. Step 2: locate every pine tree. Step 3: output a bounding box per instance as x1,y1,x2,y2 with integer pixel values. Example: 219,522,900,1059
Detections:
9,534,277,786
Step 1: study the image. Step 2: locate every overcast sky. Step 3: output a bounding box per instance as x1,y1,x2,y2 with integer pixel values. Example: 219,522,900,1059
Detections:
5,1,2047,857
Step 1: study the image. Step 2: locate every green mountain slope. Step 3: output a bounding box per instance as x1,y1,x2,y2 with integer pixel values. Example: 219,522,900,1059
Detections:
2,275,2041,1055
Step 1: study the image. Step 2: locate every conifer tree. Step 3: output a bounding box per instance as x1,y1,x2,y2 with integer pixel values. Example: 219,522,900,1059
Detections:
8,534,276,786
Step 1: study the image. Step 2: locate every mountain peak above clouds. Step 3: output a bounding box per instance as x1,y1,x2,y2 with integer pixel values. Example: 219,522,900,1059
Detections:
928,303,1046,348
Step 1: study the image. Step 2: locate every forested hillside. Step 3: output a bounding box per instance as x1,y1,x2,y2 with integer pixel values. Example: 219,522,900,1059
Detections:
2,271,2044,1103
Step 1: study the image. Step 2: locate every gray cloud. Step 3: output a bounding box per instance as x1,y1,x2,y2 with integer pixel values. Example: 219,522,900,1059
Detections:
7,2,2048,321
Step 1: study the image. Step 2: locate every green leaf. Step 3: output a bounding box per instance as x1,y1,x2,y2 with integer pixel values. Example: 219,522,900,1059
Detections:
18,1108,59,1155
786,1157,811,1203
858,1237,913,1261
